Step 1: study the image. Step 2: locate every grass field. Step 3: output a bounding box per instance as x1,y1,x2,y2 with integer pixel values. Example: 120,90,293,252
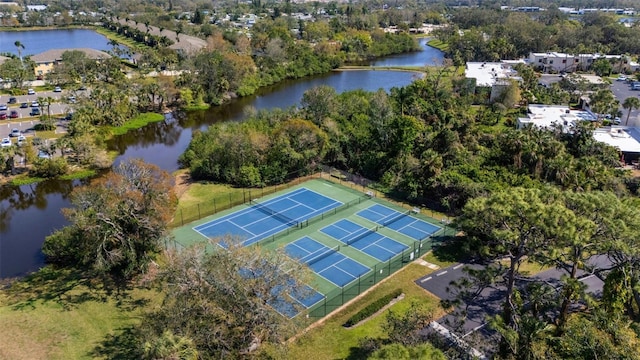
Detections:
0,268,159,360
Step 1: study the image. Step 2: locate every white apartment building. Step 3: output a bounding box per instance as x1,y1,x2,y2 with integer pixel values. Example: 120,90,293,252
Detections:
528,52,639,73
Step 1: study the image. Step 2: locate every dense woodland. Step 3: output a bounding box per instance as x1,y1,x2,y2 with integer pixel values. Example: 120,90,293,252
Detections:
436,7,640,63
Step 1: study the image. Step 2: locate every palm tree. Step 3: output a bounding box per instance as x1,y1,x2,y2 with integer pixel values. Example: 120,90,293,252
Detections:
622,97,640,126
14,41,25,66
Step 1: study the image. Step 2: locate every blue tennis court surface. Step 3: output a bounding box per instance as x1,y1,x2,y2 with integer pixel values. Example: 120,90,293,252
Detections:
357,204,441,240
320,220,409,262
286,237,370,287
269,282,325,318
193,188,342,246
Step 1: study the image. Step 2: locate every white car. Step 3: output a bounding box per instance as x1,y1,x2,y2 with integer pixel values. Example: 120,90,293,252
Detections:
27,88,35,95
31,101,39,107
0,138,11,148
53,86,62,92
17,135,26,146
617,75,628,81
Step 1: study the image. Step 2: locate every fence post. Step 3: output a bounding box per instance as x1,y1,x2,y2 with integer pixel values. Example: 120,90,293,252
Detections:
197,203,201,220
213,198,217,213
180,209,184,226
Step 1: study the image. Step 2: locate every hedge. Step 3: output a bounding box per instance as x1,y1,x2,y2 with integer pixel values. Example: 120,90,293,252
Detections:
343,289,403,328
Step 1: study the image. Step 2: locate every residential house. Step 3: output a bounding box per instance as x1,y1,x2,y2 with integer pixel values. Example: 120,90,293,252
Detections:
465,61,522,102
30,48,111,77
517,104,597,131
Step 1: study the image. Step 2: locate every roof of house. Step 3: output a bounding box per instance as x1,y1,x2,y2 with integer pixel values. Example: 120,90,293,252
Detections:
517,104,597,131
465,62,519,87
593,127,640,153
30,48,111,63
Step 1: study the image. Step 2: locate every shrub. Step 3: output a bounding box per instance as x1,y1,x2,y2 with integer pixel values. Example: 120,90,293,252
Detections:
343,289,402,327
31,157,69,178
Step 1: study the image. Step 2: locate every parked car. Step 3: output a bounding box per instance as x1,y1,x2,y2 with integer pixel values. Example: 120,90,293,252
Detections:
27,88,35,95
17,135,26,146
617,75,628,81
30,108,41,116
8,97,17,104
614,117,622,125
53,86,62,92
37,150,50,159
68,95,76,103
0,113,6,120
65,112,73,120
9,110,18,118
0,104,7,111
20,102,28,108
9,128,21,137
0,138,11,148
632,82,640,90
31,101,39,107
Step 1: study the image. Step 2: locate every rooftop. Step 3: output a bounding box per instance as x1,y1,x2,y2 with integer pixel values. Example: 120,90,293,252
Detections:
465,62,519,87
31,48,111,63
593,127,640,153
518,104,597,131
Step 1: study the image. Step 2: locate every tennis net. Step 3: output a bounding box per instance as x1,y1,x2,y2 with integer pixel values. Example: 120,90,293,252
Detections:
250,200,299,227
307,246,340,266
346,226,378,246
382,210,412,227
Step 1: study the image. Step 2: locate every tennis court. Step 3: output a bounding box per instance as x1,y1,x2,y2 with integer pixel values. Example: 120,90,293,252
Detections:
320,219,409,262
285,237,370,287
357,204,441,241
193,188,342,246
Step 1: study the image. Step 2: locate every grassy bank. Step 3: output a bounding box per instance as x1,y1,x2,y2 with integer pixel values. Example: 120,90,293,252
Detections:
93,26,147,51
109,112,165,137
427,39,449,52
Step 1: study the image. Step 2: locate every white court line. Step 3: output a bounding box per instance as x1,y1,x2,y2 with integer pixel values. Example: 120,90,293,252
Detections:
453,264,463,270
420,276,433,283
436,271,448,276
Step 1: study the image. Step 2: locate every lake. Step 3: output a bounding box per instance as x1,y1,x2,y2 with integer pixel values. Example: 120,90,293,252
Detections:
0,29,117,57
0,31,444,278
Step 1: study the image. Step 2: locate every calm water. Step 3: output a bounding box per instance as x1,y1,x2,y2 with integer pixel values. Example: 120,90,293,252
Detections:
0,29,116,56
0,33,443,278
368,38,444,67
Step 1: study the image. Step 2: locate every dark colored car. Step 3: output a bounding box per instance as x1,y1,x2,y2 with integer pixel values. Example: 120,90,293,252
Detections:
30,108,41,116
0,113,6,120
20,102,28,108
8,97,17,104
9,110,18,118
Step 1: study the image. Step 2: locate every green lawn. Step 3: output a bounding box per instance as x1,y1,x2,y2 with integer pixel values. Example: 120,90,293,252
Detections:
0,268,159,360
427,39,449,52
109,112,165,137
284,261,444,359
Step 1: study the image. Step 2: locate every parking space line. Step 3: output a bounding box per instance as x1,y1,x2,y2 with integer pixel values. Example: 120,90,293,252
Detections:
420,276,432,283
436,271,447,276
453,264,463,270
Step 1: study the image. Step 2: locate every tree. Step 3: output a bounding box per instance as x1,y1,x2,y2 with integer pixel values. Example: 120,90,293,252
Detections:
622,96,640,126
591,58,613,77
141,239,313,358
0,58,30,90
456,187,568,356
14,40,24,66
42,159,177,291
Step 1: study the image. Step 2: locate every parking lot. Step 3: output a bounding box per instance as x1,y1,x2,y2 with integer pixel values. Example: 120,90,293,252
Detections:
610,78,640,126
0,89,77,139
